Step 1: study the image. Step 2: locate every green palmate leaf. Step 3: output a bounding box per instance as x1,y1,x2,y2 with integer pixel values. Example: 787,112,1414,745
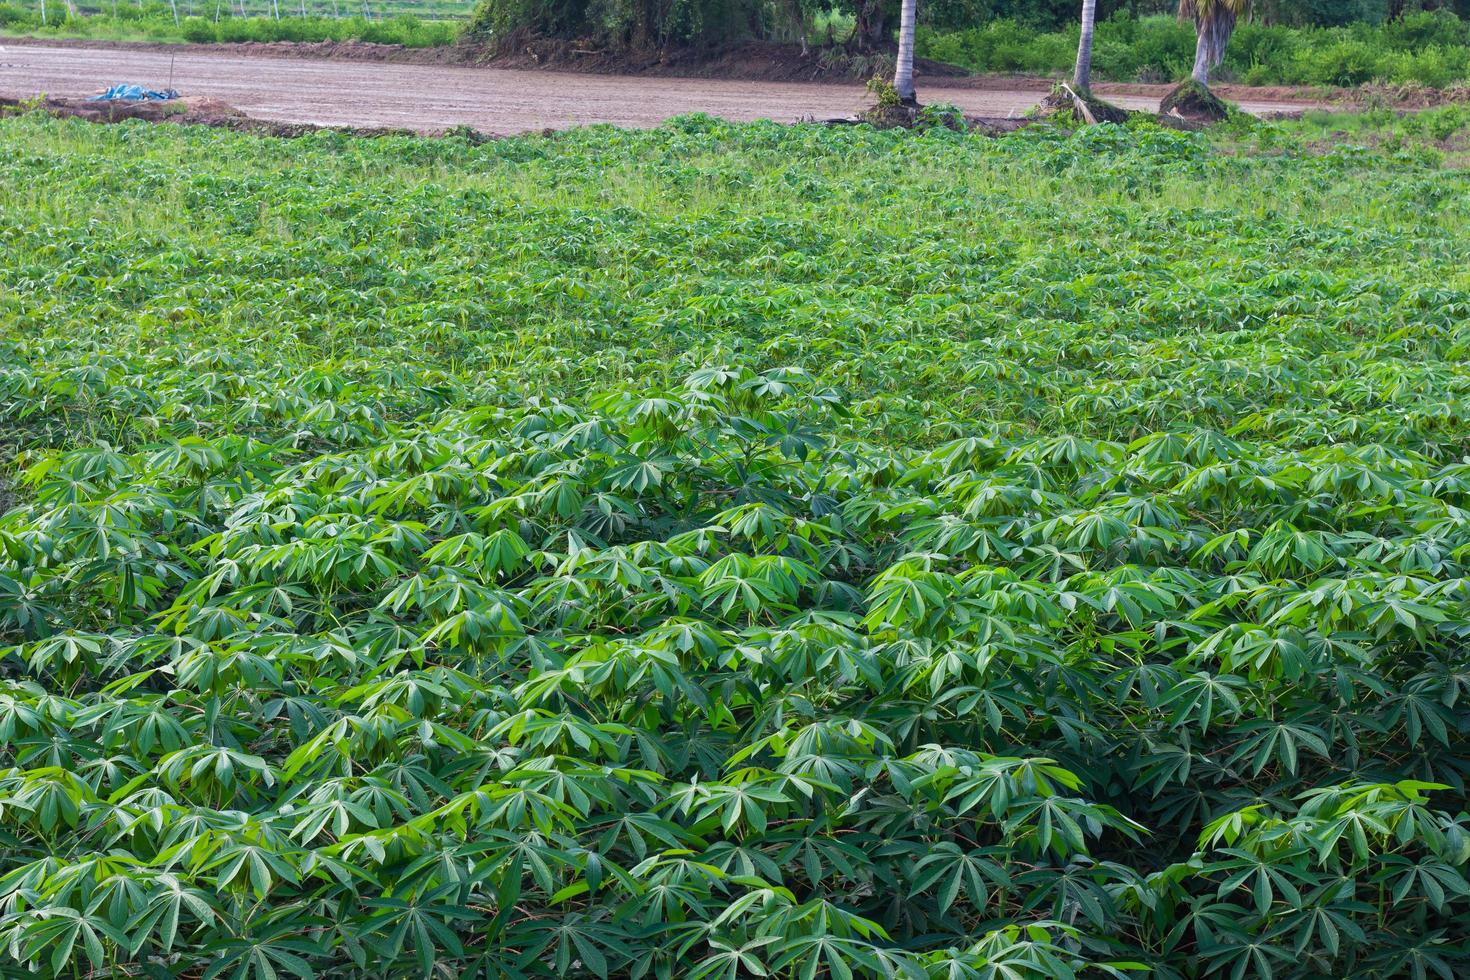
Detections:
1,113,1469,980
22,907,132,975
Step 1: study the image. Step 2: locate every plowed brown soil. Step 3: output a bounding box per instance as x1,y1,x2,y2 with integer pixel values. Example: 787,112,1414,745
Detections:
0,42,1321,135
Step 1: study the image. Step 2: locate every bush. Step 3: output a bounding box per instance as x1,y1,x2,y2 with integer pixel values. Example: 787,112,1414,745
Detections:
1292,39,1382,86
1381,9,1470,49
1381,46,1470,88
179,16,216,43
1120,14,1196,81
0,4,37,29
1229,23,1305,76
1403,101,1470,139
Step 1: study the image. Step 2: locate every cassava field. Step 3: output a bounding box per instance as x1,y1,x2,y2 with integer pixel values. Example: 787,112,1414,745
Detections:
1,111,1469,978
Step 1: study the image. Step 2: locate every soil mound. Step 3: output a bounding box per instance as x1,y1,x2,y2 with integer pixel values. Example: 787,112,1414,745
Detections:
1347,81,1470,110
1036,86,1133,124
1161,80,1232,122
0,94,427,138
0,94,242,126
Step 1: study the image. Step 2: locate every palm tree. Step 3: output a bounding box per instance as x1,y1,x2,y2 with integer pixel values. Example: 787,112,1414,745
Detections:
1181,0,1249,88
894,0,918,104
1074,0,1097,92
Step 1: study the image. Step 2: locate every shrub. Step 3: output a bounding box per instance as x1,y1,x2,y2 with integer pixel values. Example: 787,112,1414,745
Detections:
1123,14,1197,81
179,16,216,42
1228,23,1304,77
1405,102,1470,140
0,4,36,28
1292,39,1382,86
1381,8,1470,49
1381,46,1470,88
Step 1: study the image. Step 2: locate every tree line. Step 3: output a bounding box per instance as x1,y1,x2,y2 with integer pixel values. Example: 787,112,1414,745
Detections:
471,0,1470,54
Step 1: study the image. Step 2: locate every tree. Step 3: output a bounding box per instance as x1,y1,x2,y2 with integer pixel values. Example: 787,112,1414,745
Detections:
1074,0,1097,90
894,0,918,103
853,0,887,50
1181,0,1250,86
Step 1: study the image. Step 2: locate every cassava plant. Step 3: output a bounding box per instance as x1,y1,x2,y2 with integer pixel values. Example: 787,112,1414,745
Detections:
0,111,1467,980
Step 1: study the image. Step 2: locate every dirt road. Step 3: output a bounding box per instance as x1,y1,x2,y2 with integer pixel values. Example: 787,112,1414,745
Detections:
0,43,1317,134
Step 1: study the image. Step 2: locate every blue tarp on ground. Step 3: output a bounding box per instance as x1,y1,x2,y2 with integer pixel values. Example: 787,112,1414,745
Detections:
88,85,180,103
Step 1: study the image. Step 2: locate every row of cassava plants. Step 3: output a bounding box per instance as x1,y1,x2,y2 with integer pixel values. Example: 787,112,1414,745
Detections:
0,113,1469,978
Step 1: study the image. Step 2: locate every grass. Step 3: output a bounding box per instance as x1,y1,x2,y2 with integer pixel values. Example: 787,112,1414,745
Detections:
1223,102,1470,167
0,113,1468,977
0,1,464,45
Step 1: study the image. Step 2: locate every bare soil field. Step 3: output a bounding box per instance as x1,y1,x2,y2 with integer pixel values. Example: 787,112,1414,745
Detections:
0,42,1321,135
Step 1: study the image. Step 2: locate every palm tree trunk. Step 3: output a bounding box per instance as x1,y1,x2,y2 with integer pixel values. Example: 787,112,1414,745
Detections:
894,0,917,104
1191,27,1210,84
1183,2,1242,88
1074,0,1096,92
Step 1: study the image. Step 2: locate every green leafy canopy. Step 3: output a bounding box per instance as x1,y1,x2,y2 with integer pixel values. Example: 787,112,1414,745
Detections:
0,113,1468,978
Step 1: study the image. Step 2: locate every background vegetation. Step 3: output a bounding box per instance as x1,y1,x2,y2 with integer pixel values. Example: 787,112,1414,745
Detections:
4,0,1470,90
0,2,459,45
0,108,1468,977
922,10,1470,87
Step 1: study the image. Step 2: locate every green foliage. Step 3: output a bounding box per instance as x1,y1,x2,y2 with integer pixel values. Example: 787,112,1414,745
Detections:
465,0,768,48
462,0,1459,54
0,113,1469,978
1270,102,1470,160
0,2,459,46
920,10,1470,87
6,0,1469,85
915,100,967,127
868,73,902,106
